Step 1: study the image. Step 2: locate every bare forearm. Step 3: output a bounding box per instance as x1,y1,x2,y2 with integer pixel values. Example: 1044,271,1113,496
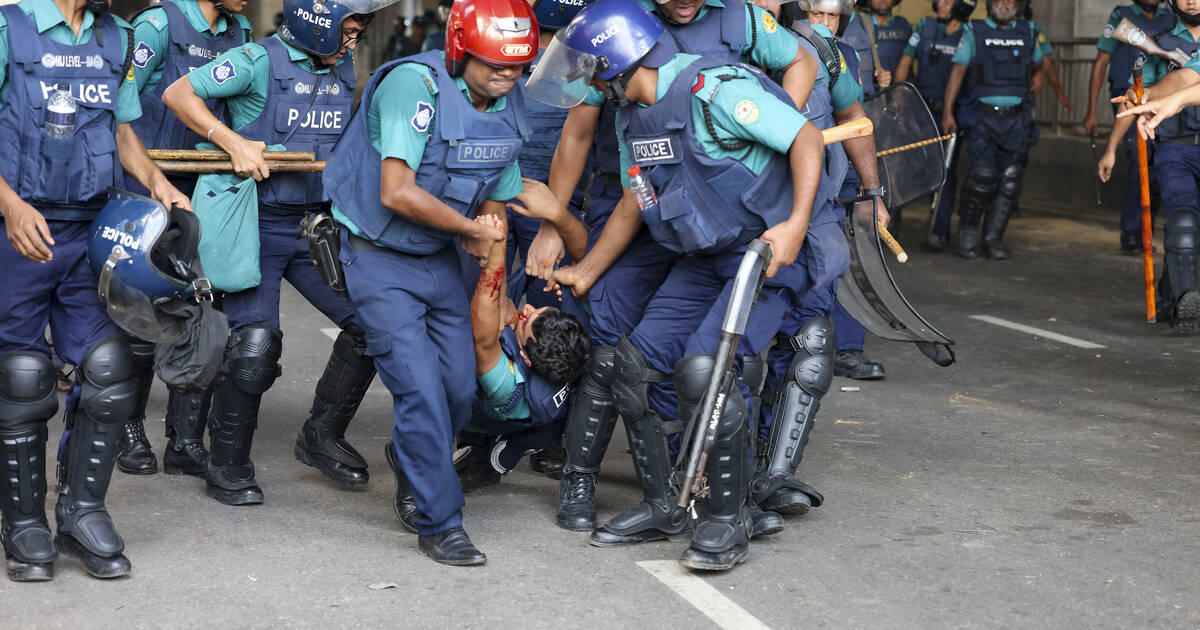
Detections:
162,77,227,145
786,124,822,228
546,209,588,261
381,158,490,238
575,193,640,282
780,50,819,110
1147,68,1200,101
0,174,24,217
1044,58,1067,99
835,104,882,188
548,104,601,205
894,55,913,84
1087,53,1110,114
116,123,169,192
943,64,967,112
1106,113,1134,154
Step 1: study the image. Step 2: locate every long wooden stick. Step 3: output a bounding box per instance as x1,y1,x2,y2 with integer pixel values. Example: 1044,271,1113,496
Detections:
154,160,326,173
878,222,908,263
148,149,316,162
876,133,956,157
822,118,874,145
1133,66,1157,323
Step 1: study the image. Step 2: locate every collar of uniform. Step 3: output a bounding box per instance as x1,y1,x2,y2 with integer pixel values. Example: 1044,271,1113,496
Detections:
176,0,232,37
983,18,1020,30
31,0,96,38
870,14,893,27
274,33,344,72
1170,20,1200,43
651,52,702,104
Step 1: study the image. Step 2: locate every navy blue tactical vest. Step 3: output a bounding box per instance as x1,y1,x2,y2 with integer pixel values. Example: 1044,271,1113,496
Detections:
791,23,849,196
873,14,910,73
620,60,795,254
842,12,877,96
495,327,572,426
966,19,1035,101
915,18,963,104
130,0,251,151
237,36,354,212
517,50,568,183
1108,6,1175,94
0,6,125,218
641,0,749,69
1151,33,1200,139
325,50,528,254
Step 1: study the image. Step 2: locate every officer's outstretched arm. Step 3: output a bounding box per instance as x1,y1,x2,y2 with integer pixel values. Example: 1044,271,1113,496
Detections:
941,64,969,132
1084,50,1112,134
1144,67,1200,103
471,214,509,375
779,45,820,111
162,76,270,182
549,192,640,299
116,124,192,212
509,178,589,262
834,102,891,228
894,54,914,84
761,122,822,278
0,175,54,263
380,157,505,266
1117,83,1200,141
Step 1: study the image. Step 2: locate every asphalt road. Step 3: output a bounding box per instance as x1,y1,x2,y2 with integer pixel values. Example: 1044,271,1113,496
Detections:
4,200,1199,629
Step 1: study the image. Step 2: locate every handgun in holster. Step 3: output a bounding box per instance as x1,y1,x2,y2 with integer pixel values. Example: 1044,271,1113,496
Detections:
301,211,348,298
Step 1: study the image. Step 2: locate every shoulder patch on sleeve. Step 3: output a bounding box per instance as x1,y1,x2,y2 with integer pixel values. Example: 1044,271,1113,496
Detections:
144,11,163,30
131,41,154,68
762,11,777,34
734,99,760,125
212,59,237,85
411,101,435,132
239,44,261,60
692,73,705,94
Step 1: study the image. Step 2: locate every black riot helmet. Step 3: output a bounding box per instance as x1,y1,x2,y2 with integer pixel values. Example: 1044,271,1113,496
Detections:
1132,0,1162,13
866,0,901,16
949,0,977,21
1170,0,1200,27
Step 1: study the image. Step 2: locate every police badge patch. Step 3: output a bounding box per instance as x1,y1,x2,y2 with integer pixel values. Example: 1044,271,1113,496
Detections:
734,99,760,125
132,41,155,69
212,59,236,85
411,101,434,132
762,12,777,34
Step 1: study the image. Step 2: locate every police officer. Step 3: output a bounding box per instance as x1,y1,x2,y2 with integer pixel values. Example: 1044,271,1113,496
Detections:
542,0,818,535
842,1,890,94
895,0,977,249
0,0,192,581
324,0,537,565
162,0,382,503
942,0,1042,259
1086,1,1174,251
864,0,911,81
110,0,253,478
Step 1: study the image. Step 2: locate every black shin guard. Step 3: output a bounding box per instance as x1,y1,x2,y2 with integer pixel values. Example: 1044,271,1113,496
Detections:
959,167,999,258
163,389,210,476
556,345,617,531
116,338,158,475
295,326,375,487
983,164,1022,260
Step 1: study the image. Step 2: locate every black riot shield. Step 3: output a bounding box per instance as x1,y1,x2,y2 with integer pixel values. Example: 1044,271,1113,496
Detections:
865,82,947,210
838,197,956,366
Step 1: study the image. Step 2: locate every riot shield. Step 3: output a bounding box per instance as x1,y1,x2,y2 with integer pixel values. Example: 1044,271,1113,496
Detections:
838,197,956,367
865,82,947,210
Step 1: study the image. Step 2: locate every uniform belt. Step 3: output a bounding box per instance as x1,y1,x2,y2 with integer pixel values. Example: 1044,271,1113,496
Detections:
976,103,1022,117
347,231,394,253
1160,134,1200,146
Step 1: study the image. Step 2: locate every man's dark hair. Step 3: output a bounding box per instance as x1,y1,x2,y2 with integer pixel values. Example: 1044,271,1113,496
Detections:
525,309,591,386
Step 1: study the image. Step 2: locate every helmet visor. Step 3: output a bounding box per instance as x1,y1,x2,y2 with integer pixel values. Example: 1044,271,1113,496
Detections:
525,31,599,108
98,249,187,343
788,0,855,13
329,0,401,14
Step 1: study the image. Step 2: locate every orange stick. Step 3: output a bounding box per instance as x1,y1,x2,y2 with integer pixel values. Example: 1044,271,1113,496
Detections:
1133,68,1157,323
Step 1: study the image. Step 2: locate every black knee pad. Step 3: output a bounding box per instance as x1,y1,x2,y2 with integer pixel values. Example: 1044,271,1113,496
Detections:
1166,209,1199,254
585,345,617,388
740,354,767,397
342,322,368,350
673,354,716,405
78,335,138,426
612,337,657,421
999,164,1023,200
225,326,283,396
965,167,1000,197
0,351,58,431
784,317,834,398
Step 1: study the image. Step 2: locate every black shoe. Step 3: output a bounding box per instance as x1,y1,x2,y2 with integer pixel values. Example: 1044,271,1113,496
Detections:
1120,230,1141,253
678,543,749,572
923,233,948,251
678,520,749,572
162,439,208,477
834,350,885,381
555,472,597,532
1176,291,1200,336
454,445,501,493
204,463,264,506
958,226,980,259
589,501,692,547
418,527,486,566
747,503,784,538
528,441,565,480
3,522,57,582
384,442,418,534
982,239,1009,260
294,430,369,488
759,488,814,516
55,533,130,579
116,420,158,475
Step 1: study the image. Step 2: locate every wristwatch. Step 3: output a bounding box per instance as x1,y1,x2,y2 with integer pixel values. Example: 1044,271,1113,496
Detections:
859,185,886,198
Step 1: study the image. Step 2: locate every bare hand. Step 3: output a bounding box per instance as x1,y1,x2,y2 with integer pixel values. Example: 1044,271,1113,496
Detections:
874,69,892,90
526,222,564,281
853,197,890,232
942,112,957,134
2,199,54,262
507,178,567,223
1116,92,1185,141
549,264,594,299
462,215,505,267
1030,73,1045,97
1058,92,1073,113
1098,150,1116,183
760,220,808,278
1082,110,1099,136
150,179,193,212
227,136,270,181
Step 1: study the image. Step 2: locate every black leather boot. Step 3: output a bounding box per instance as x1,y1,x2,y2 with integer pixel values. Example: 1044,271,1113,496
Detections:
1,425,56,582
162,389,210,476
418,527,486,566
294,328,375,487
56,417,131,579
384,441,418,534
115,339,157,475
555,346,618,532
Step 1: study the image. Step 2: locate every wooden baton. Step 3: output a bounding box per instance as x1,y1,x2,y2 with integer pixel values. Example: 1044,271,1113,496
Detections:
154,160,326,173
147,149,317,162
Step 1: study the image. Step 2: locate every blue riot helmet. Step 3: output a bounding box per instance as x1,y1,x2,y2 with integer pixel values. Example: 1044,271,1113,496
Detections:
534,0,593,31
525,0,664,108
278,0,401,58
88,189,207,343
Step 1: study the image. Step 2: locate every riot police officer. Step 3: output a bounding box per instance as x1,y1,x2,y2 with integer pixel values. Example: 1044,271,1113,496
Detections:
865,0,912,80
942,0,1043,259
113,0,253,477
0,0,191,581
324,0,538,565
162,0,385,503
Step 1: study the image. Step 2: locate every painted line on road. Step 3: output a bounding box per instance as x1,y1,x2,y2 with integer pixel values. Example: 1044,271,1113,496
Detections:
636,560,772,630
320,328,340,341
968,315,1106,349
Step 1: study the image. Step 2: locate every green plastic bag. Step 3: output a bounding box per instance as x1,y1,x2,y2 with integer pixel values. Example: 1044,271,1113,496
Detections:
192,170,260,292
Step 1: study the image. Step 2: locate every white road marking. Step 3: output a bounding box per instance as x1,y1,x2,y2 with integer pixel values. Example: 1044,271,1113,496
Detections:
320,328,340,341
969,315,1106,349
636,560,772,630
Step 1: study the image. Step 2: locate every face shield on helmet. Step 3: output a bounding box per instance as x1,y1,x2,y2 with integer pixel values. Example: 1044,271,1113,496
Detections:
88,189,206,343
446,0,541,76
525,0,665,108
279,0,400,57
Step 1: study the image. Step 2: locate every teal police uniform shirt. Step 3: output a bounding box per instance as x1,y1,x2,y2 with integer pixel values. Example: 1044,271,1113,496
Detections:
951,18,1046,107
478,347,531,421
903,17,961,58
1143,21,1197,86
130,0,253,93
634,0,801,72
1097,4,1174,54
0,0,141,123
616,53,811,187
331,50,522,237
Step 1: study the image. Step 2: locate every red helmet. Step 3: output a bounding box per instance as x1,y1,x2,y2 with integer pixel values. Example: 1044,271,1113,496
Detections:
446,0,539,76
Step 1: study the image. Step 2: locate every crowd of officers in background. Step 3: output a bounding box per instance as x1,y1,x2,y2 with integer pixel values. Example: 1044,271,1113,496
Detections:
3,0,1195,585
